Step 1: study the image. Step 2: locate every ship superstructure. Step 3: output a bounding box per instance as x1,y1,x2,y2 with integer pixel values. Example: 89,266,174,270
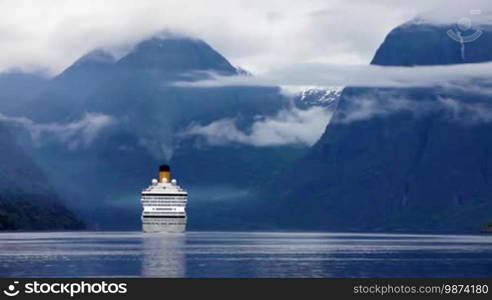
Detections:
141,165,187,232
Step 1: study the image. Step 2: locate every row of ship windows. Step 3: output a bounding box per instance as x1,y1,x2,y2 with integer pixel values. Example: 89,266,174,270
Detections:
144,223,185,225
143,205,185,208
142,199,187,201
143,210,185,213
142,200,186,203
142,196,187,200
141,199,186,202
143,212,185,215
141,202,186,205
140,198,188,201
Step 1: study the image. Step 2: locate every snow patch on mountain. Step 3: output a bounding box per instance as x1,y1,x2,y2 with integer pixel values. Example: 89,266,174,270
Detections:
294,87,343,110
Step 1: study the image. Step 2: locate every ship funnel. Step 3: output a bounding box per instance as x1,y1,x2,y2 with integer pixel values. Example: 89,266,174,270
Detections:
159,165,171,183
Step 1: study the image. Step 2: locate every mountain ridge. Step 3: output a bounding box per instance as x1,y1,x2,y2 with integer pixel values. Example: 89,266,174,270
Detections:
0,123,85,230
261,21,492,233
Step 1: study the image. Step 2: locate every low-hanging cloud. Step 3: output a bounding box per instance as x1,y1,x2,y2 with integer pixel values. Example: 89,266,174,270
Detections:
181,106,334,147
332,90,492,125
0,112,115,149
334,94,431,124
438,97,492,123
176,62,492,89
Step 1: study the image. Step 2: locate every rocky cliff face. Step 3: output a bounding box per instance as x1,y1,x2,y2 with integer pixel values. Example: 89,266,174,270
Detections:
0,124,84,230
264,21,492,232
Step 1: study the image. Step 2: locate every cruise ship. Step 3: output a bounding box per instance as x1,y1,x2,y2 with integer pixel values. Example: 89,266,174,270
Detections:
140,165,188,233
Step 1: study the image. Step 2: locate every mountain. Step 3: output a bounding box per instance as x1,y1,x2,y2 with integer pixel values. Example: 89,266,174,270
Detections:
263,21,492,233
20,49,117,123
2,35,315,229
0,123,84,230
0,71,48,115
4,25,491,232
372,21,492,66
117,36,238,77
55,49,116,86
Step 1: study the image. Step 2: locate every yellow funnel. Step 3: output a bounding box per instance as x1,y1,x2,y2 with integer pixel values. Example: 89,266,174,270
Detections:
159,165,171,183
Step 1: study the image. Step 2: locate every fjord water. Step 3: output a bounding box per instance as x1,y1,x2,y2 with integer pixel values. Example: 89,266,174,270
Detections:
0,232,491,277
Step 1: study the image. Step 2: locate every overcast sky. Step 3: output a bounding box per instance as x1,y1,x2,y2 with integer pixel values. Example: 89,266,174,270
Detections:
0,0,490,75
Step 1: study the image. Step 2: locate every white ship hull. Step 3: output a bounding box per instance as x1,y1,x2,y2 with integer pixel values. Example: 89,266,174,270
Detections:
140,166,188,233
142,217,187,233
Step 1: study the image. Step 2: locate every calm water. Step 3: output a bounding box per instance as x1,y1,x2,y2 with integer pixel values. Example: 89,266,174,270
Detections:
0,231,491,277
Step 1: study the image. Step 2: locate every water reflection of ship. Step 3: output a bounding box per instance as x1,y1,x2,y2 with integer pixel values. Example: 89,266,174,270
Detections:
141,233,185,277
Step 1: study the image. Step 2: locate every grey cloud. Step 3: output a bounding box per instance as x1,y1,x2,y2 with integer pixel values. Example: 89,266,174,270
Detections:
181,106,333,147
0,0,490,75
176,62,492,89
334,94,432,124
0,112,115,149
438,97,492,123
333,91,492,125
